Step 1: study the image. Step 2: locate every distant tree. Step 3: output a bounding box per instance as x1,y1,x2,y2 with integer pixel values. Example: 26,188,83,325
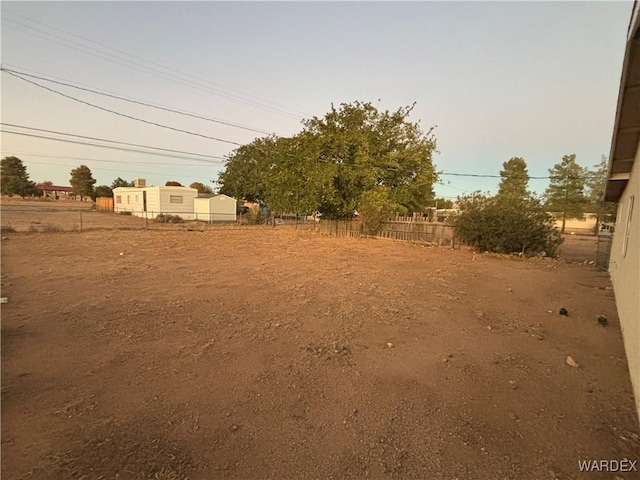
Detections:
586,155,618,233
544,154,587,233
434,197,454,209
111,177,132,188
70,165,96,201
93,185,113,199
497,157,530,200
42,180,53,186
189,182,214,194
1,156,40,197
165,181,183,187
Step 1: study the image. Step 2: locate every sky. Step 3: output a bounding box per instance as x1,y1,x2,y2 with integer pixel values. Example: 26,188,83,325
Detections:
0,1,634,200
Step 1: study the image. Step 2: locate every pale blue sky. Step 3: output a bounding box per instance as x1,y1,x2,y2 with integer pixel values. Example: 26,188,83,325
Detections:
1,1,634,199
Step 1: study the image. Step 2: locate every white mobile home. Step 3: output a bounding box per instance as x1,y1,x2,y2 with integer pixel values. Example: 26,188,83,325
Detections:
113,186,199,220
193,194,237,222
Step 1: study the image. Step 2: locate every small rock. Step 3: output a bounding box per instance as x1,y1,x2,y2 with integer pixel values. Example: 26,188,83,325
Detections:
2,236,7,240
588,260,594,265
231,424,239,431
537,333,545,340
509,380,518,390
509,411,519,421
547,310,553,314
559,308,568,317
442,357,450,363
566,355,580,368
119,252,124,256
486,325,492,331
0,297,7,304
387,342,394,348
507,288,513,292
597,315,608,326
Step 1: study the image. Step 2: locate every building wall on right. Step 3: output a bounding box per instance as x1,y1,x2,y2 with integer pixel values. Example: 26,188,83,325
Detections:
609,140,640,418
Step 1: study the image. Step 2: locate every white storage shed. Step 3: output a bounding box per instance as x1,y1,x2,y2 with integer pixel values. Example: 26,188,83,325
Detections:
113,186,199,220
193,194,237,222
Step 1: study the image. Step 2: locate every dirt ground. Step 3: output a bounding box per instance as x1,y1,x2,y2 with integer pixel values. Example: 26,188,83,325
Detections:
1,228,639,480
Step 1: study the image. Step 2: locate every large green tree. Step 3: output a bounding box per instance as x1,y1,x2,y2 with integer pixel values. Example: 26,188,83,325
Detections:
544,154,587,233
70,165,96,201
496,157,529,200
218,101,438,219
586,155,617,233
218,135,281,203
1,156,39,197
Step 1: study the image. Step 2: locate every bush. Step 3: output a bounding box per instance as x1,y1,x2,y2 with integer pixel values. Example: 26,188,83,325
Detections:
453,195,562,257
243,206,266,225
118,211,133,216
1,225,16,233
155,214,183,224
358,186,406,235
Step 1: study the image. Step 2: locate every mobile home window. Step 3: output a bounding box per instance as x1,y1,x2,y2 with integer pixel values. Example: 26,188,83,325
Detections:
127,195,131,204
115,195,122,204
169,195,183,204
622,196,635,258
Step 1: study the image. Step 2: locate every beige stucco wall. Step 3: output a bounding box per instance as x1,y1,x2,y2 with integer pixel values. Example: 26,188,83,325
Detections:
609,141,640,419
554,213,598,234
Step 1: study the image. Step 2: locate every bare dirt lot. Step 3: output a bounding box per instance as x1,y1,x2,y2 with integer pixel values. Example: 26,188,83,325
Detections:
1,228,639,480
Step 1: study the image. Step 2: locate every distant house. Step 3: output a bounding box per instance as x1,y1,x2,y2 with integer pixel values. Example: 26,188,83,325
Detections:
553,213,598,235
112,180,237,222
36,184,75,200
113,185,199,220
604,1,639,421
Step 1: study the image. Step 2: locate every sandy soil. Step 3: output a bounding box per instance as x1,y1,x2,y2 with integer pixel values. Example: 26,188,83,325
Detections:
1,228,638,480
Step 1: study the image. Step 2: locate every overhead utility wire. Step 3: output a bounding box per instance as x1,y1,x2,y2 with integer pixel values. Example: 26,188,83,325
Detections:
1,132,224,164
3,12,311,118
20,159,213,181
2,151,222,167
3,70,243,146
1,66,274,136
1,123,226,160
3,17,306,120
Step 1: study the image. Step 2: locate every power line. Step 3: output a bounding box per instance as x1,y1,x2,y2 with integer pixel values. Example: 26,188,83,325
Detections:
2,15,308,120
1,123,225,159
0,129,228,164
1,66,276,136
20,159,215,182
2,150,222,167
3,70,244,146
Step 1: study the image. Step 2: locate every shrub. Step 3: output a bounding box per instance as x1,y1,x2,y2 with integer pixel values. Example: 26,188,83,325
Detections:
118,211,133,216
243,206,266,225
358,186,406,235
453,195,563,257
0,225,16,233
155,214,183,224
